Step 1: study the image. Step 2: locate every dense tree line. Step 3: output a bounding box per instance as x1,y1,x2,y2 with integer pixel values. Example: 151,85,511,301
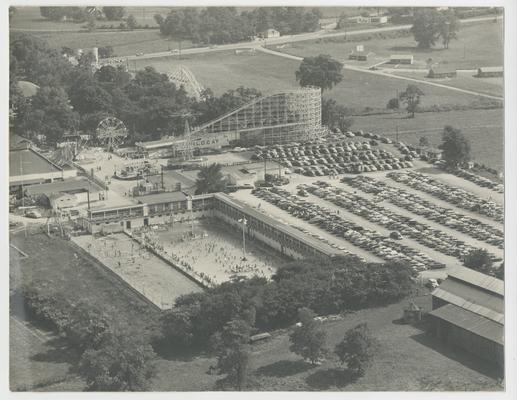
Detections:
411,8,460,49
155,256,414,352
9,32,262,145
14,283,156,390
155,7,321,45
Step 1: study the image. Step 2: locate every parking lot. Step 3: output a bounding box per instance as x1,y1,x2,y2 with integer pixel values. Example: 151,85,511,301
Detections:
231,163,503,280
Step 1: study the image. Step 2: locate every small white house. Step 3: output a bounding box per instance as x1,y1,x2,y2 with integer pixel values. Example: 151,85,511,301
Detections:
263,29,280,38
390,54,414,65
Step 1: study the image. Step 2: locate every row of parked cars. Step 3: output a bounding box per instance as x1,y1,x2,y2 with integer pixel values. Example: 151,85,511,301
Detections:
304,181,487,265
253,186,440,272
449,168,504,193
387,171,504,222
252,140,412,176
344,176,504,249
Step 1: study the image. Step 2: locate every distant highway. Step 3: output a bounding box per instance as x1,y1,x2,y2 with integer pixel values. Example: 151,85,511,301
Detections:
102,15,502,63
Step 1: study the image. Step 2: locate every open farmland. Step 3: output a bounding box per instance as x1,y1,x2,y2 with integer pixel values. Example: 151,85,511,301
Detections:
352,109,504,171
277,20,503,71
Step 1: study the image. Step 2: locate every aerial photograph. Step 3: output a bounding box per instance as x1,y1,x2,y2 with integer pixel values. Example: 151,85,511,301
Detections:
6,2,510,394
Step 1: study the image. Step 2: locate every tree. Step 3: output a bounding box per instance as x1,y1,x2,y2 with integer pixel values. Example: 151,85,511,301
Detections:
154,13,164,26
335,323,376,377
211,319,251,390
18,86,79,144
98,46,114,59
386,97,399,110
495,262,504,280
85,15,96,32
410,8,443,48
464,249,493,274
126,14,138,30
79,334,156,391
321,98,353,132
195,163,227,194
295,55,343,92
289,307,328,365
438,125,471,167
399,84,424,118
419,136,429,147
103,6,125,21
438,10,460,49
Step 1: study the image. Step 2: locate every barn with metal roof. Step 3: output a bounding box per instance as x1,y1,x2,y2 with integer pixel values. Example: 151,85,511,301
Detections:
428,267,504,368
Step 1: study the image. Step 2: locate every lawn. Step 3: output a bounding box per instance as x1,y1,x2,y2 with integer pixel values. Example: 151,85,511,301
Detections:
136,50,483,109
391,70,503,98
278,19,503,71
133,51,299,96
352,108,504,171
150,293,501,391
9,316,79,391
10,230,160,332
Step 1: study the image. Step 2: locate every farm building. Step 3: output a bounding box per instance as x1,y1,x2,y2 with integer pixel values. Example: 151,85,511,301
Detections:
262,29,280,38
427,67,457,79
347,15,388,24
348,50,373,61
389,54,414,65
428,267,504,368
475,66,503,78
9,144,77,193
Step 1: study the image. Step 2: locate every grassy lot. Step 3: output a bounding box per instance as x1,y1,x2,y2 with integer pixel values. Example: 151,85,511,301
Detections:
133,51,298,96
352,108,504,171
10,230,160,332
136,50,481,109
391,70,503,98
151,293,501,391
279,20,503,71
9,316,79,391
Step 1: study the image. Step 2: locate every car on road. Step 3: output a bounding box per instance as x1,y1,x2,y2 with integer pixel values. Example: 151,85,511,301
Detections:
25,210,42,219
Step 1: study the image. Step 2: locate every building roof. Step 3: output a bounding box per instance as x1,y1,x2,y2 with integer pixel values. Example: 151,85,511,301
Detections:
429,303,503,346
10,147,63,177
17,80,40,97
25,177,103,196
431,267,504,325
390,54,414,59
448,267,504,296
135,191,187,205
429,67,457,74
478,66,503,73
214,193,343,257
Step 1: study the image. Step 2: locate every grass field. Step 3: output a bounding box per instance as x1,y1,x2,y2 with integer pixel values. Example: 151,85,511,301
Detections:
151,294,501,391
279,20,503,71
135,50,483,109
10,231,160,332
9,316,76,391
352,108,504,171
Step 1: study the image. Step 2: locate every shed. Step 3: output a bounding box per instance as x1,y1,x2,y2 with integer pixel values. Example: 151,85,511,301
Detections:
475,66,503,78
389,54,414,64
427,67,457,79
428,267,504,368
262,29,280,38
349,50,374,61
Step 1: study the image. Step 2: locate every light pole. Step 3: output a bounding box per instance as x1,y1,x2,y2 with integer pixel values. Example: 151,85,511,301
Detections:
238,217,247,260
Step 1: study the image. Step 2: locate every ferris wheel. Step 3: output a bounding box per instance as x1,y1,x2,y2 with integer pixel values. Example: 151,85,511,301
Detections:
96,117,128,151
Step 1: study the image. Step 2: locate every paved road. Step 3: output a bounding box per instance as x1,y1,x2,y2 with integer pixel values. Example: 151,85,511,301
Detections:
102,15,502,63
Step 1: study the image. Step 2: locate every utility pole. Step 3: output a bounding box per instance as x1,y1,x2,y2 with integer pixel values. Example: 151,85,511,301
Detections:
396,125,399,143
239,217,247,260
161,165,164,190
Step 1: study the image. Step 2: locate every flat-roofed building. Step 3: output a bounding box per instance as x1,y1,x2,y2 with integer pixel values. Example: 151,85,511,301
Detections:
428,267,504,368
389,54,414,64
475,66,503,78
9,144,77,193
